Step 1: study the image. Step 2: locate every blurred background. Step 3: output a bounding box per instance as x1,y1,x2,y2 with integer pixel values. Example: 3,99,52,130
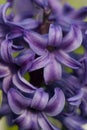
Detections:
0,0,87,130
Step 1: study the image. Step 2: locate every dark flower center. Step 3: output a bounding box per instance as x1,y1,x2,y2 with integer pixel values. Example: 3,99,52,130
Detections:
47,45,56,52
27,107,41,113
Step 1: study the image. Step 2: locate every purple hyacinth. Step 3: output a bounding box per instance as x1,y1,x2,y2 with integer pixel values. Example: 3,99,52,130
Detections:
7,82,65,130
48,0,87,32
0,38,35,93
24,24,82,84
63,115,87,130
0,2,40,43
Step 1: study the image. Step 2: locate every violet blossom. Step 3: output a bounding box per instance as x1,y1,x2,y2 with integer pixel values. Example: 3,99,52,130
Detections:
7,83,65,130
24,24,82,84
0,38,35,93
48,0,87,32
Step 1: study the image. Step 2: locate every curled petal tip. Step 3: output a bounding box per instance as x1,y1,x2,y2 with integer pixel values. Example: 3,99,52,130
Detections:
45,88,65,116
8,88,31,115
62,25,83,52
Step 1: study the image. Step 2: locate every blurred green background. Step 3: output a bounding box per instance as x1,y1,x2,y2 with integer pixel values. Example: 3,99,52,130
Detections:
0,0,5,4
0,0,87,130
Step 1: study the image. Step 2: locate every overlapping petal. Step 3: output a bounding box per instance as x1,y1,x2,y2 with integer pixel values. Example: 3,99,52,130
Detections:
8,88,31,114
2,3,39,30
67,88,83,106
15,49,35,74
34,0,48,8
38,113,59,130
48,0,62,16
68,89,84,102
80,90,87,116
12,71,36,93
63,3,74,15
31,88,49,110
61,25,82,52
12,0,34,19
0,103,11,117
63,116,87,130
48,24,62,47
10,19,40,30
7,30,23,40
0,4,5,23
79,57,87,85
0,63,10,78
56,50,81,69
45,88,65,116
0,98,11,118
44,57,62,84
3,75,12,93
15,111,39,130
0,39,13,63
71,7,87,20
29,52,49,72
24,31,47,55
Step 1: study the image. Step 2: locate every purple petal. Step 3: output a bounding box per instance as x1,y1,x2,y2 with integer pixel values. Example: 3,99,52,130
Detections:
15,49,35,74
0,94,11,116
72,7,87,20
29,52,49,72
8,88,31,114
68,89,84,102
44,55,62,84
48,24,62,47
61,25,82,52
31,88,49,110
12,44,24,51
56,50,81,69
0,4,4,23
80,58,87,84
0,103,11,117
56,16,71,32
24,31,48,55
0,94,11,117
45,88,65,116
0,63,10,78
3,75,12,93
2,3,39,30
38,113,59,130
48,24,55,46
12,71,36,93
15,111,39,130
15,49,35,63
65,75,80,89
0,39,13,63
63,3,74,15
12,0,34,19
7,30,23,40
80,92,87,116
48,0,62,16
13,18,40,30
0,25,6,39
69,100,81,106
63,116,86,130
2,3,10,23
34,0,48,8
79,21,87,31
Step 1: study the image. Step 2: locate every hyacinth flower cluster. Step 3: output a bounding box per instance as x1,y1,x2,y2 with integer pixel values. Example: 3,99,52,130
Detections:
1,0,87,130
